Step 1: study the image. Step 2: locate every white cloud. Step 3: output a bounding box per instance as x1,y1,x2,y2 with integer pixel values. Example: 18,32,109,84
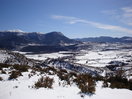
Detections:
6,29,24,32
121,7,132,13
102,7,132,26
51,15,132,34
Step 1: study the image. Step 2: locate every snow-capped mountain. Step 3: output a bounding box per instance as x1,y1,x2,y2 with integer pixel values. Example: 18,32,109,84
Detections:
76,36,132,43
0,31,77,51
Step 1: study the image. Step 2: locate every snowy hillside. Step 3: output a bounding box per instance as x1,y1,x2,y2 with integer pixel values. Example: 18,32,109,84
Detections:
0,50,40,66
0,64,132,99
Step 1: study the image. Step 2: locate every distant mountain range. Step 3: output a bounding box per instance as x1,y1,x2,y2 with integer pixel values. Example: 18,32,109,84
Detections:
76,36,132,43
0,30,132,52
0,31,77,52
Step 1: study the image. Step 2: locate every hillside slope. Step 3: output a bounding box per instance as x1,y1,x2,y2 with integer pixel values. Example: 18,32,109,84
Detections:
0,31,77,51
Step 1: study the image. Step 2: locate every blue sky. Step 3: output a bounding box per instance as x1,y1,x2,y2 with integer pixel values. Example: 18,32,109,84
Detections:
0,0,132,38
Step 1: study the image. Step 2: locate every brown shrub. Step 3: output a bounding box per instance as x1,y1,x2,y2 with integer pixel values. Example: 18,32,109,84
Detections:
69,72,77,77
34,76,54,89
75,74,96,94
0,63,10,70
13,64,29,72
9,70,22,80
0,77,3,81
1,69,6,74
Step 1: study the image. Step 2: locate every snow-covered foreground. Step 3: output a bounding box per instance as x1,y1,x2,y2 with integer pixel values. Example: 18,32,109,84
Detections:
0,70,132,99
75,49,132,67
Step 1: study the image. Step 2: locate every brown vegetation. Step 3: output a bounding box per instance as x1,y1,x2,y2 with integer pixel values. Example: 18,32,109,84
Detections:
0,76,3,81
9,70,22,80
74,74,96,94
34,76,54,89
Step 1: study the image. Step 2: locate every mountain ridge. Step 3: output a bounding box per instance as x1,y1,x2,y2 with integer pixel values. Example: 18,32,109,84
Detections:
75,36,132,43
0,31,77,51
